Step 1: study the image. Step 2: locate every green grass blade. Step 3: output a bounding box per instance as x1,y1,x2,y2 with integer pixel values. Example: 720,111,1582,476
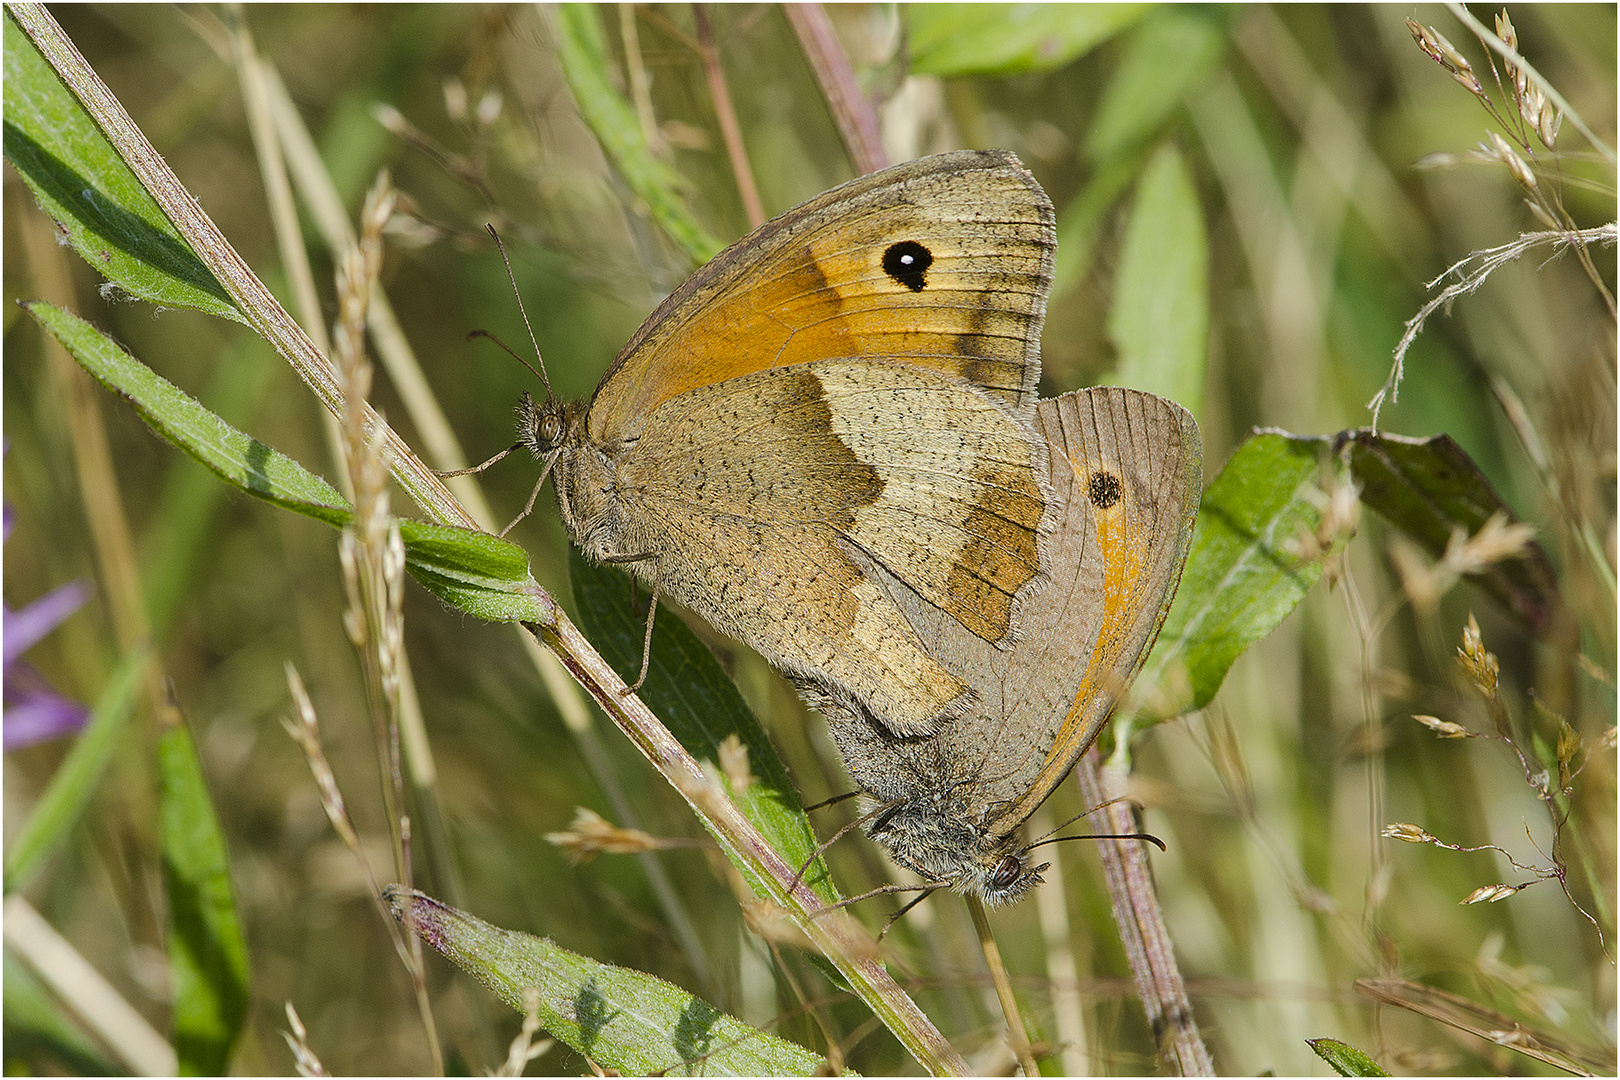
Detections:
1136,433,1328,718
4,648,148,894
157,715,250,1076
553,5,722,264
1108,142,1209,416
387,888,833,1076
908,3,1147,76
2,951,121,1076
26,300,548,623
1085,8,1227,163
25,301,349,525
1343,430,1561,632
571,551,835,904
2,10,240,321
1307,1037,1390,1077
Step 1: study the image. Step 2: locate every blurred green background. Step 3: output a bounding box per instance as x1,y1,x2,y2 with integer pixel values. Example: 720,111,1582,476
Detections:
4,4,1613,1075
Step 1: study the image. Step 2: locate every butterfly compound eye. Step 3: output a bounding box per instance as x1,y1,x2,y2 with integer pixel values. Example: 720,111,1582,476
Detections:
990,855,1023,890
538,412,563,449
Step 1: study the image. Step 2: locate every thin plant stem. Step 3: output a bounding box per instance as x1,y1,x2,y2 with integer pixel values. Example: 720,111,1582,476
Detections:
12,7,974,1065
7,1,474,532
3,895,178,1077
693,5,764,228
785,4,887,175
966,895,1039,1077
1076,749,1213,1076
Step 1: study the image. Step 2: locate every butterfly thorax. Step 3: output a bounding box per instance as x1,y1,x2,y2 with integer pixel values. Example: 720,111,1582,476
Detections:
867,788,1045,906
515,393,644,568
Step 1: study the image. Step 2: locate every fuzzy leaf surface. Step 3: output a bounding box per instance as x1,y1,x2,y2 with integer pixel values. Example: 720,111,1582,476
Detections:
388,888,832,1076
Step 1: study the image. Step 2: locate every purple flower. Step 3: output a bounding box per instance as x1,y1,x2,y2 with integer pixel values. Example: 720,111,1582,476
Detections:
3,496,93,750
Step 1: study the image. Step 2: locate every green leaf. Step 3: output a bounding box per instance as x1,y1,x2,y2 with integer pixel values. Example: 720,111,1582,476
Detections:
1085,8,1226,163
571,552,835,904
2,11,240,321
157,716,250,1075
908,4,1147,76
1341,430,1559,632
4,648,148,894
26,300,550,624
386,888,832,1076
553,5,722,264
1051,151,1143,302
1107,142,1208,416
1136,433,1328,717
400,519,548,622
3,951,120,1076
1307,1037,1390,1077
25,302,349,526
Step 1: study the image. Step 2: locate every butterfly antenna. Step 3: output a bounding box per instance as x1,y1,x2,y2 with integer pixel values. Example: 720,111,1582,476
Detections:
484,222,554,400
1030,795,1136,845
1025,830,1166,854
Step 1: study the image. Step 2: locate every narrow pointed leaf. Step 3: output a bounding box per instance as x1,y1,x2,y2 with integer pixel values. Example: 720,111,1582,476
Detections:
908,4,1147,76
553,5,721,264
401,519,548,622
5,648,148,894
387,888,832,1076
3,11,240,321
1108,142,1208,415
157,716,250,1075
1307,1037,1390,1077
27,301,549,623
1086,8,1226,163
25,301,348,524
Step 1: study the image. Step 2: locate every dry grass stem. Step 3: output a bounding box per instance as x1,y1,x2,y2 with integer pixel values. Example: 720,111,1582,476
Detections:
543,806,706,864
280,1002,328,1078
1369,223,1618,424
492,988,553,1077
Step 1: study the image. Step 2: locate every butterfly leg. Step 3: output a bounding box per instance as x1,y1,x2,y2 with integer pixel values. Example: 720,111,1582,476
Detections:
435,442,519,478
876,887,939,941
601,551,660,694
498,452,562,537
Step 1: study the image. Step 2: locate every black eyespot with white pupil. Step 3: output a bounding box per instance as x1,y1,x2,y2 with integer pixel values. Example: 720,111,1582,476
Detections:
1088,471,1122,509
882,240,933,292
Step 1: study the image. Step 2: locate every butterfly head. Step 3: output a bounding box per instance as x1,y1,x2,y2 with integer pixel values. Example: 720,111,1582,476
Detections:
868,794,1047,906
514,391,581,461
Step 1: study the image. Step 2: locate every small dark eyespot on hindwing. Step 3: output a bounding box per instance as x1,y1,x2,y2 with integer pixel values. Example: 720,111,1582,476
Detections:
1088,471,1122,509
882,240,933,292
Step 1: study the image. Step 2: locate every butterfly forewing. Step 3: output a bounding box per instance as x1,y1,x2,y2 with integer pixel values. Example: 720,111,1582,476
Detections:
587,149,1056,444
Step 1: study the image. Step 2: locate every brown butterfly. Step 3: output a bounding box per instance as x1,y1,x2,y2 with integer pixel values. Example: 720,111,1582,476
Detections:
819,386,1201,904
475,150,1060,740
